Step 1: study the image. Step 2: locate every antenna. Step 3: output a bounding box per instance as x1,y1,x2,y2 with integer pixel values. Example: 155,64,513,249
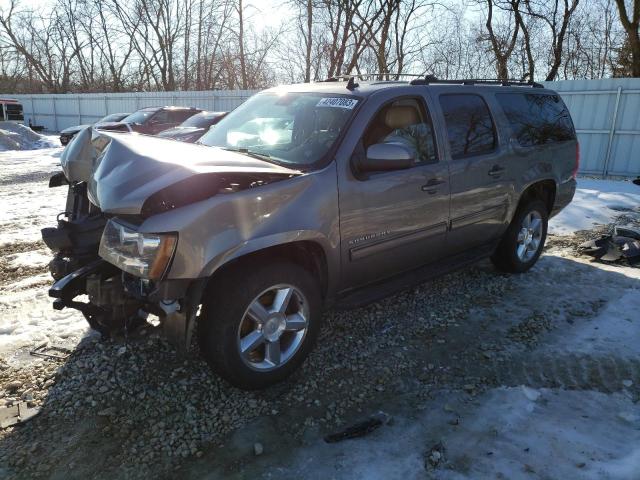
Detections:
346,76,359,91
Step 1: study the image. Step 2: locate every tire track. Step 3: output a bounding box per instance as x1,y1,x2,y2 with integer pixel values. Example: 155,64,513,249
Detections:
489,353,639,393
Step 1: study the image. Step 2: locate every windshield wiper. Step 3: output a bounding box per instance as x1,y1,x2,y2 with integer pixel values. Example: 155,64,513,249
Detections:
223,147,274,163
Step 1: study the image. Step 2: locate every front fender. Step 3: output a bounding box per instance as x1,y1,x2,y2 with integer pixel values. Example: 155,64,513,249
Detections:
137,163,341,289
201,230,335,278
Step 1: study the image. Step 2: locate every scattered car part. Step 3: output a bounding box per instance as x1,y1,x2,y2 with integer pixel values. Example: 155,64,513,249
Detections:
324,411,391,443
578,233,640,264
0,402,40,429
30,343,71,361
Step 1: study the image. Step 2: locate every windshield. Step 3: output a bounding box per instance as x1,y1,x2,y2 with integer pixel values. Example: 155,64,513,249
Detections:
122,110,157,124
199,93,359,168
99,113,128,123
181,113,220,128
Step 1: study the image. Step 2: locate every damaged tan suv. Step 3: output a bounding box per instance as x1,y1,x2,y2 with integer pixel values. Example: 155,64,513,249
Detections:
42,77,578,389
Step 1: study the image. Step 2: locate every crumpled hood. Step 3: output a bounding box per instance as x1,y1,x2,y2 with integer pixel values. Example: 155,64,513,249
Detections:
62,129,300,215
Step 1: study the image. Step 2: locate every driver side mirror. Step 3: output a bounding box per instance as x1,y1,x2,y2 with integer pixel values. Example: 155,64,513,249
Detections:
359,142,415,173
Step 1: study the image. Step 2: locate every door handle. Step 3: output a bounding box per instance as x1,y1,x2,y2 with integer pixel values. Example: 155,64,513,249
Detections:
488,165,505,177
421,178,445,194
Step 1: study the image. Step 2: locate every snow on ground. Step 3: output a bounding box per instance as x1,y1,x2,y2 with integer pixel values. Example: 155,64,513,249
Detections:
549,178,640,235
0,146,67,246
0,133,90,361
0,278,92,358
0,122,56,151
268,386,639,480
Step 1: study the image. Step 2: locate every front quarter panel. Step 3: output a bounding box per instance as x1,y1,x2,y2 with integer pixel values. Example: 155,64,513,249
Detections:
138,163,340,291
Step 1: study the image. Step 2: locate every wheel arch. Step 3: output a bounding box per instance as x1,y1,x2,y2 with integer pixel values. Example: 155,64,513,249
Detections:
517,179,557,214
203,237,332,302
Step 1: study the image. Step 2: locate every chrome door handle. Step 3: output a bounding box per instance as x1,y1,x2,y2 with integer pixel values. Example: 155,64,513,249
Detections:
488,166,505,177
421,178,445,193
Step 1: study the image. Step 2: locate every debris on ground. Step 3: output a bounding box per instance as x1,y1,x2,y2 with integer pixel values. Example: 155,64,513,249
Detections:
0,402,40,428
253,442,264,456
324,411,391,443
578,225,640,266
424,441,446,469
29,343,71,360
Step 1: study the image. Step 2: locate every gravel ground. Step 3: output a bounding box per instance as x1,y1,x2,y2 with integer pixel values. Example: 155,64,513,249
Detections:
0,263,512,478
1,218,639,479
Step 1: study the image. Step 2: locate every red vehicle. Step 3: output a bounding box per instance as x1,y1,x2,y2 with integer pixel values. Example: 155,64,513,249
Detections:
98,106,202,135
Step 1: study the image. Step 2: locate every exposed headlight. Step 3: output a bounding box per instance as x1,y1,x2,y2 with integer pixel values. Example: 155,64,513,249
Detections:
99,219,177,279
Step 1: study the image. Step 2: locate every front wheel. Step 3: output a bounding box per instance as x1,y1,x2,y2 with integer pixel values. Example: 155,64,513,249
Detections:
491,199,548,273
199,261,322,390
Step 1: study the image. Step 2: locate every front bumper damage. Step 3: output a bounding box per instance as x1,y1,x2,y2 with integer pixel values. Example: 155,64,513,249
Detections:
49,260,206,351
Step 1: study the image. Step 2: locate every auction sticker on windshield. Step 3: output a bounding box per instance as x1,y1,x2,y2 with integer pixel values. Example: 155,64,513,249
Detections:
316,97,358,109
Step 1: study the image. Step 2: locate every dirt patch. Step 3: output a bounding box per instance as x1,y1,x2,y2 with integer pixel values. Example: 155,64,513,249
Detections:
0,241,50,285
507,312,551,346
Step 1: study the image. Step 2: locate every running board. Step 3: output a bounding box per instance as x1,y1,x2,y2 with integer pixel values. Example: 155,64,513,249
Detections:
335,242,497,309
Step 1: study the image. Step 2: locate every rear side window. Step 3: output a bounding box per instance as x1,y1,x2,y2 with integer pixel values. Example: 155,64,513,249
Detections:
496,93,575,146
168,110,197,123
439,94,496,159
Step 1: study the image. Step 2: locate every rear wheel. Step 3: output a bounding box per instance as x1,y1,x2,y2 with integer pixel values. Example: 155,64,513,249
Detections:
199,260,322,390
491,199,548,273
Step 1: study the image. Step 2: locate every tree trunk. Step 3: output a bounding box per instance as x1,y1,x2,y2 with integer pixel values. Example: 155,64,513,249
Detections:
238,0,248,89
614,0,640,77
304,0,312,82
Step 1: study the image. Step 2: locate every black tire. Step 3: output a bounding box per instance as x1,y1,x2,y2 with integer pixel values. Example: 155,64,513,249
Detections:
199,260,322,390
491,199,548,273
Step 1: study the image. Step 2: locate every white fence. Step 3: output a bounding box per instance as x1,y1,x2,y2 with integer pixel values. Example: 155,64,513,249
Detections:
4,90,258,132
3,79,640,177
541,78,640,177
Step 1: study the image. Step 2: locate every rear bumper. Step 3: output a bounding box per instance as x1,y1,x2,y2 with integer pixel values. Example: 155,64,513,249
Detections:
550,178,577,218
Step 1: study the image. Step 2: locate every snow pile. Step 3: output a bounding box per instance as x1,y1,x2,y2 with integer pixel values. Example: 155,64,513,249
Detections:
0,147,66,246
0,121,56,151
549,178,640,235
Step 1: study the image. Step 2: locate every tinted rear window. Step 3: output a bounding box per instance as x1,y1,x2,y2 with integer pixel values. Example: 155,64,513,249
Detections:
439,94,496,159
496,93,575,146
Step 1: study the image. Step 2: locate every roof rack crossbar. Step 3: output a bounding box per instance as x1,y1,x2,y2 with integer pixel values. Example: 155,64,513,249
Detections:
320,72,426,82
409,77,544,88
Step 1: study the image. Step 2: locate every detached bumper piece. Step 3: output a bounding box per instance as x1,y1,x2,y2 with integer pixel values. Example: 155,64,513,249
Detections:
49,259,117,313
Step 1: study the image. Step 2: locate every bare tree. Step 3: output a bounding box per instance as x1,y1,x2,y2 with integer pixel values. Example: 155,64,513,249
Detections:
480,0,521,80
614,0,640,76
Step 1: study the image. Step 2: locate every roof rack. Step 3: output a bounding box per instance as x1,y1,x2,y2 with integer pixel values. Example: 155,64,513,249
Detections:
320,73,427,90
321,73,425,82
409,76,544,88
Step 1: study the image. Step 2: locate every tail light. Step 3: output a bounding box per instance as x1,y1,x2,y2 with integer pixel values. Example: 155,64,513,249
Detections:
572,142,580,178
